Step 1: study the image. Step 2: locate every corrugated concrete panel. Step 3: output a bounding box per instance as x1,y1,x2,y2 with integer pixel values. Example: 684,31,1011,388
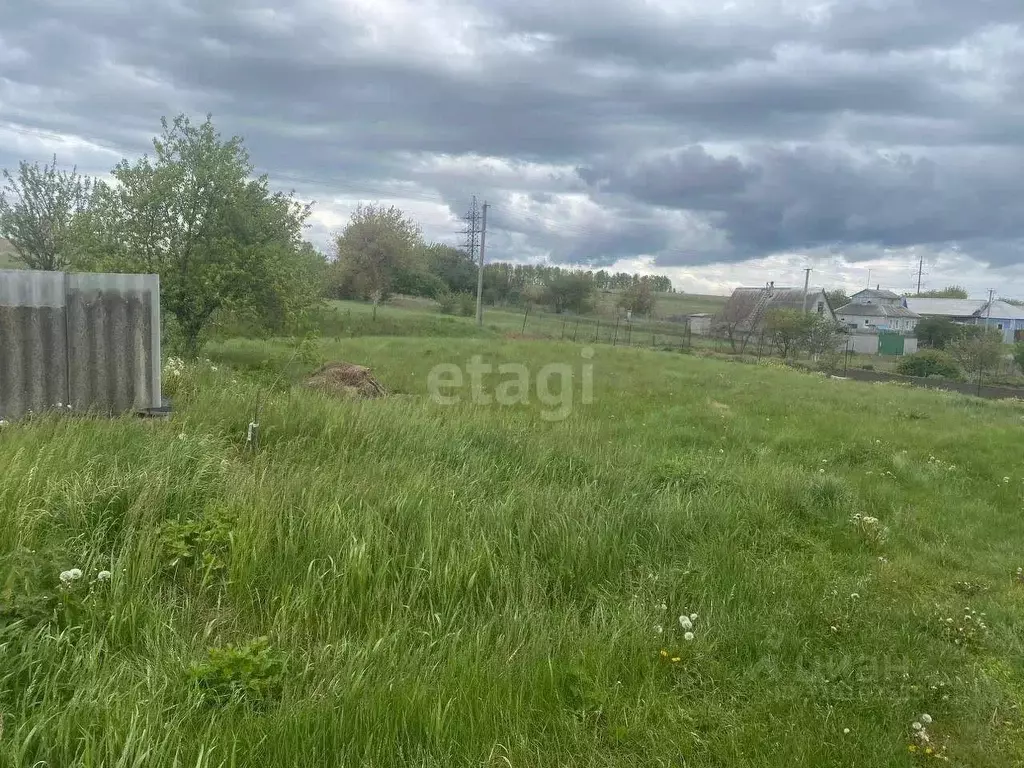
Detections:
0,269,161,420
67,272,161,415
0,270,69,420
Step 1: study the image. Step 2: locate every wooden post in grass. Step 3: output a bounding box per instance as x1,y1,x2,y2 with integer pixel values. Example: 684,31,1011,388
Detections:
595,320,600,343
521,305,530,336
626,322,631,346
573,319,580,342
561,318,566,339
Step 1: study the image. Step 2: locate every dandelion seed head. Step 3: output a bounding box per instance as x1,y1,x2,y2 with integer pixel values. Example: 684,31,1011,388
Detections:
683,631,695,641
97,570,112,582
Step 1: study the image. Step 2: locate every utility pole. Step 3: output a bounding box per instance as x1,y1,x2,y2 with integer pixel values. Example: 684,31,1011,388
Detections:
916,255,924,295
802,267,811,314
475,201,488,326
986,288,994,327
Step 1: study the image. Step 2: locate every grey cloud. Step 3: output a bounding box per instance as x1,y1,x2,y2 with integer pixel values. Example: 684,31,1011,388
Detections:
1,0,1023,274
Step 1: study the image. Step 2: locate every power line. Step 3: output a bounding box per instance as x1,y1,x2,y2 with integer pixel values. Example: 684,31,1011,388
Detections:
461,196,481,262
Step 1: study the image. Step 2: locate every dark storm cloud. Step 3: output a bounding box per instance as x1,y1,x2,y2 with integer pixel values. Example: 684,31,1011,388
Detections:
1,0,1023,269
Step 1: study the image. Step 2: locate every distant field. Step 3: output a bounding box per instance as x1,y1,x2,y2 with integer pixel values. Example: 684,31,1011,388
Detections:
0,237,20,268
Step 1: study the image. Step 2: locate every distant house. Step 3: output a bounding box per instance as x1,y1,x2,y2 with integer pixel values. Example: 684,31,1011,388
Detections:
904,298,1024,344
836,288,920,333
720,285,834,328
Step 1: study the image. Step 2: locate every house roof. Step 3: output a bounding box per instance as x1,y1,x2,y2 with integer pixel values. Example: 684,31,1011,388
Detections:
836,302,920,319
903,298,1024,319
719,286,834,329
728,286,829,313
851,288,902,301
904,298,987,317
978,300,1024,320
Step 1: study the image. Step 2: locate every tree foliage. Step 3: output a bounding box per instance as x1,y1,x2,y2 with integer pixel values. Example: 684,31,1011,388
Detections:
1014,341,1024,374
0,155,93,270
331,203,422,314
85,115,314,355
948,326,1004,378
915,316,959,349
618,277,657,317
541,272,595,314
765,309,816,358
824,289,850,310
896,350,960,378
913,285,969,299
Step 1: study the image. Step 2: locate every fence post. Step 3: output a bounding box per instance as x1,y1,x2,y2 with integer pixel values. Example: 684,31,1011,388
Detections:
595,320,600,343
573,320,579,342
521,306,530,335
561,318,566,340
626,323,632,346
612,318,619,346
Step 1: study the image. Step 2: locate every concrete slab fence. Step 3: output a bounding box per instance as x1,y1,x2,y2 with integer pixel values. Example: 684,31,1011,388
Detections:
0,268,161,421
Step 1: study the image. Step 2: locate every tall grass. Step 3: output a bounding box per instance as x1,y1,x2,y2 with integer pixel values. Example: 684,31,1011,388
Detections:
2,338,1023,766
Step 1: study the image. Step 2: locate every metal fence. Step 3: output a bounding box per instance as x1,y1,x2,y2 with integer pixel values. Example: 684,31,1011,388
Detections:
0,269,162,421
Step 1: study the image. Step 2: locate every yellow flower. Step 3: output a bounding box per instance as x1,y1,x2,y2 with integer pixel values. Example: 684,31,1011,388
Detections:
908,745,918,753
671,657,681,663
659,649,668,658
925,747,933,755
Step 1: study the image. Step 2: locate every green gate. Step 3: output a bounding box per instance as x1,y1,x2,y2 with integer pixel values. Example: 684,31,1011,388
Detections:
877,331,905,356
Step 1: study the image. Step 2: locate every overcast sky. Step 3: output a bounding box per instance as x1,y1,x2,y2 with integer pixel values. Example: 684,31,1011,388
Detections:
2,0,1023,297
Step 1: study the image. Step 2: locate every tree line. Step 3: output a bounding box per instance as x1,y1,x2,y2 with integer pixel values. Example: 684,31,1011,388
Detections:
327,205,674,317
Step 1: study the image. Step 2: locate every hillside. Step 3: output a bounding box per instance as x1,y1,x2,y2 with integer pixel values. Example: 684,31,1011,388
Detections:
2,336,1023,766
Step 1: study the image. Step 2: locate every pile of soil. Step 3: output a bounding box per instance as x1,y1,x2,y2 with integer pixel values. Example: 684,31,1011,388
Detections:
305,362,387,399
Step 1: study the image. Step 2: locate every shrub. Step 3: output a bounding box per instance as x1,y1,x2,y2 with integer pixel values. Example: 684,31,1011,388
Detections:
191,636,286,707
897,350,960,379
436,291,458,315
458,292,476,317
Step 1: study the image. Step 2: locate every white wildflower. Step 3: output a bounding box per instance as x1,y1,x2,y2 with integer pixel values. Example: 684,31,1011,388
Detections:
178,433,186,441
97,570,112,582
68,568,82,580
843,728,851,735
683,632,695,641
850,593,860,599
654,625,663,634
689,613,698,621
659,603,667,611
912,722,923,731
920,713,932,725
59,570,73,584
678,615,693,631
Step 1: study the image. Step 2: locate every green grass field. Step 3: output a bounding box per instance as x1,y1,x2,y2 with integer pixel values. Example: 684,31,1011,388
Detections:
3,334,1024,767
0,238,21,269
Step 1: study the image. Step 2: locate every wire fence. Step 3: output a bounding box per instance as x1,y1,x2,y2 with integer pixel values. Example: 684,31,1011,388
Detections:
519,308,695,350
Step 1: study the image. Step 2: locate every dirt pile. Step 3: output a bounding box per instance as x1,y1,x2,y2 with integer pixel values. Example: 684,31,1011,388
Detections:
305,362,387,399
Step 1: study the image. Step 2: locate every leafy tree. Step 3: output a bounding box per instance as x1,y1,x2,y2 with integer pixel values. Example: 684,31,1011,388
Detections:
424,243,478,295
948,326,1004,381
896,350,960,378
765,309,815,358
541,272,594,314
825,289,850,310
915,316,959,349
618,277,657,317
805,315,846,356
0,155,93,270
331,203,422,316
913,285,969,299
85,115,312,356
1014,340,1024,374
